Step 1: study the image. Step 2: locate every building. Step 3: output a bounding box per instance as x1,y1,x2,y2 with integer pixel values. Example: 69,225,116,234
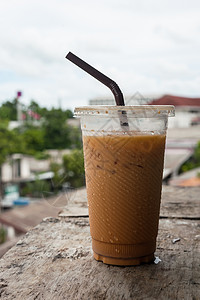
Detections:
1,154,31,183
0,150,71,186
149,95,200,128
89,92,162,106
89,98,115,106
89,94,200,128
149,94,200,108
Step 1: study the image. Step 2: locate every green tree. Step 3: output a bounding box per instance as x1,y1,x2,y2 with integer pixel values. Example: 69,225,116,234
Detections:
0,227,6,244
68,126,82,149
181,141,200,172
43,109,71,149
50,162,64,191
65,109,73,119
0,122,26,197
28,100,41,112
21,126,45,154
63,149,85,187
0,99,17,120
27,100,48,117
0,98,74,151
194,141,200,162
21,179,51,198
0,122,26,165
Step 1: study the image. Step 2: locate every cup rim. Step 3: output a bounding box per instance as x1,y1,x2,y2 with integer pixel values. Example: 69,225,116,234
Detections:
74,105,175,118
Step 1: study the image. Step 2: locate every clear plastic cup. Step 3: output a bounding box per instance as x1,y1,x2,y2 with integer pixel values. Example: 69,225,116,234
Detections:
75,105,175,265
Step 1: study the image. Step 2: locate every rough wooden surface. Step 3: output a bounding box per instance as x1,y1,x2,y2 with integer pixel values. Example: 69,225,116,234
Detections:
0,236,22,258
0,186,199,300
0,217,199,300
160,186,200,219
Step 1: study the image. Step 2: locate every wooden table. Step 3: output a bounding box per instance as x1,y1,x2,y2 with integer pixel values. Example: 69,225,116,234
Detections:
0,186,199,300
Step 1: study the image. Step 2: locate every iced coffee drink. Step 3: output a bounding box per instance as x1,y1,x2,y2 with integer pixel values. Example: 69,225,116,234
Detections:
75,105,175,265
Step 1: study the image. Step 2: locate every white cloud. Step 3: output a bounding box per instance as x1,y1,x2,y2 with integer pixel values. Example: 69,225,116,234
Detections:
0,0,200,110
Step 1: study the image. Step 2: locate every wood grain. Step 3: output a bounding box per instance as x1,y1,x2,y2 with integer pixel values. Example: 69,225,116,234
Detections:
0,186,199,300
0,216,199,300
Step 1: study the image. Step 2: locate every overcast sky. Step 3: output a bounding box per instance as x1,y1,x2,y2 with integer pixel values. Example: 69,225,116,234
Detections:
0,0,200,110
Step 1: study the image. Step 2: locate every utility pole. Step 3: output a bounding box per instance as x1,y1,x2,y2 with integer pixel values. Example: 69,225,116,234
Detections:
16,91,22,126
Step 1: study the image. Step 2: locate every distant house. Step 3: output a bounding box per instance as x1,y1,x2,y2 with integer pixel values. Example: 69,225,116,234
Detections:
125,92,162,105
149,94,200,109
1,150,71,185
191,116,200,126
67,118,80,128
0,154,51,188
1,154,31,183
89,98,115,105
89,93,162,106
8,119,42,130
149,95,200,128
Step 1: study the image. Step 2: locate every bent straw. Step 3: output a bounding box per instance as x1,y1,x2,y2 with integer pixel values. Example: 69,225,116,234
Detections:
66,52,124,106
66,52,128,126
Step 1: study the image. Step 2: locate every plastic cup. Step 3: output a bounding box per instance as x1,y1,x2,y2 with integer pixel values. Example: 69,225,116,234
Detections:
75,105,175,266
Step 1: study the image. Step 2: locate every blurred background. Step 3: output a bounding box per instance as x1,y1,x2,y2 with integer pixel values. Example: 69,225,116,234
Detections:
1,0,200,108
0,0,200,255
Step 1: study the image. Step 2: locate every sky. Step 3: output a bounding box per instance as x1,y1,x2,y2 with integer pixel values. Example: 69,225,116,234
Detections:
0,0,200,111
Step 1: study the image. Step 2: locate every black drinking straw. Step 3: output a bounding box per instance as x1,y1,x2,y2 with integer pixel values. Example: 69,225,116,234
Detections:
65,52,128,126
66,52,125,106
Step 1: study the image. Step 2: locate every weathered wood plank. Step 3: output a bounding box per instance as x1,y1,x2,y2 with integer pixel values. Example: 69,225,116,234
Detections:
0,236,22,258
0,217,199,300
160,186,200,219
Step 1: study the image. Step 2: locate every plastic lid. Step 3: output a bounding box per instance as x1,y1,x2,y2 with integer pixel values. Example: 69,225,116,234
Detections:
74,105,175,118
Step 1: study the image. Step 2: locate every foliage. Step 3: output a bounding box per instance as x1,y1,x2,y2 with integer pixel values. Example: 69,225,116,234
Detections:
0,98,77,164
0,122,26,165
21,179,52,198
50,162,64,191
33,152,50,160
65,109,73,119
0,227,6,244
181,141,200,173
0,99,17,120
194,141,200,161
42,108,71,149
20,125,45,154
28,100,44,114
68,126,82,149
0,98,84,195
63,149,85,188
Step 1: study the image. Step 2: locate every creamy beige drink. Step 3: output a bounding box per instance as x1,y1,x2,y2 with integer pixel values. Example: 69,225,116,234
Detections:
75,105,175,265
83,133,166,265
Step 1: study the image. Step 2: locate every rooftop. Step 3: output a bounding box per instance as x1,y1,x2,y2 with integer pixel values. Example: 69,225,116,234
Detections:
150,94,200,107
